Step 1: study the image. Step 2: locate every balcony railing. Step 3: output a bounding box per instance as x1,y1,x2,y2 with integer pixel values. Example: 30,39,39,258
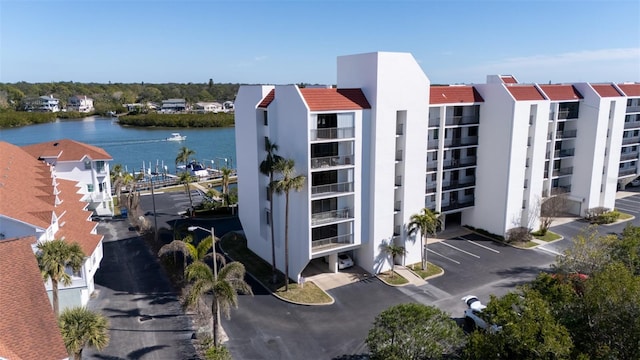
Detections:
311,181,353,195
444,136,478,147
395,150,403,161
557,110,578,120
556,129,577,139
428,117,440,127
311,208,352,226
311,154,354,169
443,157,476,169
426,163,438,172
427,140,439,149
618,168,638,177
445,115,479,126
396,123,404,135
426,185,437,194
554,148,575,158
441,200,475,212
552,167,573,177
620,153,639,161
624,121,640,129
622,137,640,145
312,233,354,250
626,105,640,113
310,127,354,140
442,178,475,191
85,192,108,202
394,201,401,211
395,176,402,187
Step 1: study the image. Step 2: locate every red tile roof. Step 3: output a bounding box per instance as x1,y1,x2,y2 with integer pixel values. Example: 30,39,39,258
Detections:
591,84,623,97
0,237,69,360
300,88,371,111
538,85,583,101
505,85,546,101
430,86,484,104
22,138,112,162
500,76,518,84
0,142,102,255
617,83,640,97
257,89,275,108
0,142,56,228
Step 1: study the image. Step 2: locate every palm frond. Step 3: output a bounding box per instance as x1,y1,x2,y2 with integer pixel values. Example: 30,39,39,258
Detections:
158,240,188,258
185,261,214,282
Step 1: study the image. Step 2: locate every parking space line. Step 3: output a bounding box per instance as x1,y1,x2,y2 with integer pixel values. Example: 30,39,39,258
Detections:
463,239,501,253
615,205,636,213
440,241,480,258
427,249,461,264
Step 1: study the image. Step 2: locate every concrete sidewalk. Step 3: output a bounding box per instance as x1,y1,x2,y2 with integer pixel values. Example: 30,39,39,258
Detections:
393,266,427,286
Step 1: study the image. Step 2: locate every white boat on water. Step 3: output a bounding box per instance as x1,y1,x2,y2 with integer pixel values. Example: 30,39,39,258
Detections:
166,133,186,141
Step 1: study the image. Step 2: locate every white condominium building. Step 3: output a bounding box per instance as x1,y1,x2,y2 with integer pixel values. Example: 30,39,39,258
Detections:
235,51,640,279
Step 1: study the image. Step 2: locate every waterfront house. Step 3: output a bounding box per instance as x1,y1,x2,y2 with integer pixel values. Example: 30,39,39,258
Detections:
67,95,94,113
235,51,639,279
193,101,222,113
161,98,187,113
22,95,60,112
1,141,105,312
22,139,114,217
0,237,69,360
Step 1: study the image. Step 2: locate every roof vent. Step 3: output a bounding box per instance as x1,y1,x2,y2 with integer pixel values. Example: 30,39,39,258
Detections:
53,142,59,146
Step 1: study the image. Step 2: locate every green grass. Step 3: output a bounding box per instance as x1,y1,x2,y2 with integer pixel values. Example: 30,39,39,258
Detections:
377,271,409,285
533,231,562,242
618,211,633,220
520,241,539,248
219,233,332,304
408,262,443,278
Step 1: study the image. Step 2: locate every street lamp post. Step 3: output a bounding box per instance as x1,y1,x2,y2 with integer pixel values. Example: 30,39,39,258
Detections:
149,175,158,243
187,225,220,340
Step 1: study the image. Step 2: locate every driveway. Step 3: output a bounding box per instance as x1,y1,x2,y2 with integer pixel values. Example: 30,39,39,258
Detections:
84,219,197,360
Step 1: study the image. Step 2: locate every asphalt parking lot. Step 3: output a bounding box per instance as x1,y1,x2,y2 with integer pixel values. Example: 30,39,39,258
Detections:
92,188,640,360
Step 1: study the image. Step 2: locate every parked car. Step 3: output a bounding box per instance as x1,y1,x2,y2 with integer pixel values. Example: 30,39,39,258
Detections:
338,254,354,269
461,295,501,333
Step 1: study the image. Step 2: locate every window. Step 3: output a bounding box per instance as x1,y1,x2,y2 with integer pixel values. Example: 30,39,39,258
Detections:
266,210,270,225
99,182,104,192
96,161,105,173
266,186,271,201
263,111,268,126
84,159,91,170
522,200,526,209
433,129,439,140
464,188,474,196
465,168,474,177
87,184,94,192
431,173,437,181
468,126,478,137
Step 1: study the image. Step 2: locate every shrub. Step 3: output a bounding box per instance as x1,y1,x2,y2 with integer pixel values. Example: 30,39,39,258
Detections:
204,345,232,360
584,207,610,222
506,227,533,244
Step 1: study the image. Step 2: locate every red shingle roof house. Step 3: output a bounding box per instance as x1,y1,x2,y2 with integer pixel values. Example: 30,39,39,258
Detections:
0,237,69,360
0,140,106,311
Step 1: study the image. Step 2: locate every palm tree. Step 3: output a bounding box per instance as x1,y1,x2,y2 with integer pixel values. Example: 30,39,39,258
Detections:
407,208,442,270
259,139,283,284
159,234,218,276
36,239,85,315
179,171,196,212
220,166,233,206
382,242,407,278
271,158,306,291
184,259,252,346
175,146,195,169
58,307,110,360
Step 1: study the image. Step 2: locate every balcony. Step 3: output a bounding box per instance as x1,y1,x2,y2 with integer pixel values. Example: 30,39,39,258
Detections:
311,181,354,196
554,148,575,158
394,201,401,212
444,136,478,147
557,109,579,120
426,185,437,194
396,123,404,135
426,163,438,172
428,117,440,127
311,208,352,226
395,176,402,187
312,233,354,251
310,127,354,141
556,129,577,139
624,121,640,129
622,137,640,145
443,157,476,169
442,178,475,191
619,168,638,177
627,105,640,113
427,140,439,149
620,152,639,161
395,150,403,161
552,167,573,177
441,199,475,212
85,192,108,202
445,115,479,126
311,154,353,169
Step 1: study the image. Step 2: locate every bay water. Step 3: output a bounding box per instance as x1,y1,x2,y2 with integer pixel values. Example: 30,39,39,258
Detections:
0,116,237,175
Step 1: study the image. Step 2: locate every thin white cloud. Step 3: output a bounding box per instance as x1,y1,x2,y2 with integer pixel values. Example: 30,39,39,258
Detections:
487,48,640,68
254,55,268,62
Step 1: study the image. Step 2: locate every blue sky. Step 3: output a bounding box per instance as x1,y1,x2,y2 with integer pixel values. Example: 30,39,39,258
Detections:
1,0,638,85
